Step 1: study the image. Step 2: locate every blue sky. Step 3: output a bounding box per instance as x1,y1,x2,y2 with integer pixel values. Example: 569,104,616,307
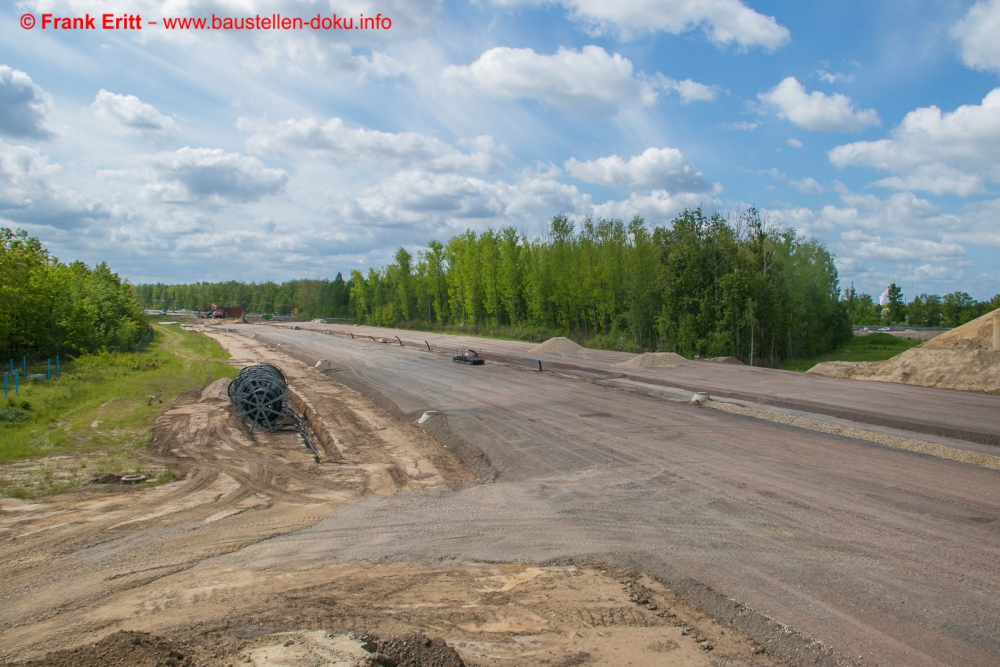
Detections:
1,0,999,299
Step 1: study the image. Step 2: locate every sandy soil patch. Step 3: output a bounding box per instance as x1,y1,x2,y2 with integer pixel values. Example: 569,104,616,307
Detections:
1,331,791,667
809,308,1000,394
613,352,689,369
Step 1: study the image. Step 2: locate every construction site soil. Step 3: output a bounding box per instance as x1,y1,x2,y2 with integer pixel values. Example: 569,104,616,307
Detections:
811,308,1000,394
612,352,689,368
2,321,998,667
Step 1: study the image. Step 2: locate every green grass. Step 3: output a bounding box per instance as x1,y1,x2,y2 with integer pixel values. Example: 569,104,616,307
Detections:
0,322,236,496
778,333,922,372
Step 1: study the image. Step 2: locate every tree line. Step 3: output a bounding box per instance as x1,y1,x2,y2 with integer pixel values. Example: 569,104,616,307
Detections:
135,208,999,364
347,208,850,362
1,228,148,359
135,275,352,318
842,283,999,328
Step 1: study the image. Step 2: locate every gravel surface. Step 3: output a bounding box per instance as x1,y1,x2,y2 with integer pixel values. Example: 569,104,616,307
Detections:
529,336,585,353
613,352,689,368
299,321,1000,447
224,325,1000,667
705,400,1000,470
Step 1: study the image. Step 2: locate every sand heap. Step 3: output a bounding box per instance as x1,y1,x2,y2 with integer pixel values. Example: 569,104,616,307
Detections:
613,352,689,369
709,356,744,365
530,336,585,353
808,308,1000,394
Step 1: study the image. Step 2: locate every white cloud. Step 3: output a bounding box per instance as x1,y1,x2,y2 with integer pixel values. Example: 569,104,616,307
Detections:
955,199,1000,248
92,90,179,141
844,233,965,263
0,65,52,139
871,165,985,197
758,77,880,132
665,77,721,103
592,189,717,221
723,120,759,131
755,167,823,193
242,40,412,79
951,0,1000,73
441,46,657,114
787,138,803,148
816,70,854,84
564,146,712,191
493,0,790,50
0,141,106,226
242,117,508,173
144,147,287,204
829,88,1000,196
768,187,992,293
337,167,592,232
790,176,823,194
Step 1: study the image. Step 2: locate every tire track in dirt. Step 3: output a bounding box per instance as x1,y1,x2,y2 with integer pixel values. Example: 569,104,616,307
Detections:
0,338,474,658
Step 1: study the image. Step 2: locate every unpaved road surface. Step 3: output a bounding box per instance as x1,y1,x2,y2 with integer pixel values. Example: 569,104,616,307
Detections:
317,322,1000,446
215,322,1000,667
1,334,790,667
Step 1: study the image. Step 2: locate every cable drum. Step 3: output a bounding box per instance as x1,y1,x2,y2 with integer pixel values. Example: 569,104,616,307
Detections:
228,363,291,430
227,363,319,461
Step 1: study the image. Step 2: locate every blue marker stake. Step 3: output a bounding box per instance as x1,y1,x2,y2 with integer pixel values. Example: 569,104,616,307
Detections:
15,369,19,394
56,355,60,377
47,358,51,380
22,356,26,376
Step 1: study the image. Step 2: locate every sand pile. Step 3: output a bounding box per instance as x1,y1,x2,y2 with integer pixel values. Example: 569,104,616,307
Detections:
613,352,689,369
808,308,1000,394
530,336,584,353
709,356,744,365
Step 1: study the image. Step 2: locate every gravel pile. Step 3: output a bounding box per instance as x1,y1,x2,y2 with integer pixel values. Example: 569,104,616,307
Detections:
530,337,584,353
613,352,689,369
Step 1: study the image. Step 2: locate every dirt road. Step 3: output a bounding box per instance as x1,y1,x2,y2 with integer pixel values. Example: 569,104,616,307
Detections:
311,322,1000,446
1,332,790,667
217,323,1000,667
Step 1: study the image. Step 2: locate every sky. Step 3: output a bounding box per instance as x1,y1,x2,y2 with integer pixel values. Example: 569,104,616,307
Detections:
1,0,999,299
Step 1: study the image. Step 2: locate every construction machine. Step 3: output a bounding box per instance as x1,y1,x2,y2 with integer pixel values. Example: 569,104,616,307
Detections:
452,348,485,365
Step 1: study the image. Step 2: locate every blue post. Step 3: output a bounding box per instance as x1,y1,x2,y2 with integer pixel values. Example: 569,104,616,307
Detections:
15,369,19,394
47,359,51,380
22,356,26,376
56,355,60,377
8,359,12,375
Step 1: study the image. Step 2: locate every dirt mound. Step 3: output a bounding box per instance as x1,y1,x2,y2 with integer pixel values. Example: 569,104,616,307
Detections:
613,352,689,369
809,308,1000,394
530,336,584,353
709,356,744,364
362,634,465,667
23,631,194,667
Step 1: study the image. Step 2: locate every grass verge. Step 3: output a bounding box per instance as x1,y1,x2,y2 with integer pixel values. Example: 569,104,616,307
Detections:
0,321,236,498
778,333,922,372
